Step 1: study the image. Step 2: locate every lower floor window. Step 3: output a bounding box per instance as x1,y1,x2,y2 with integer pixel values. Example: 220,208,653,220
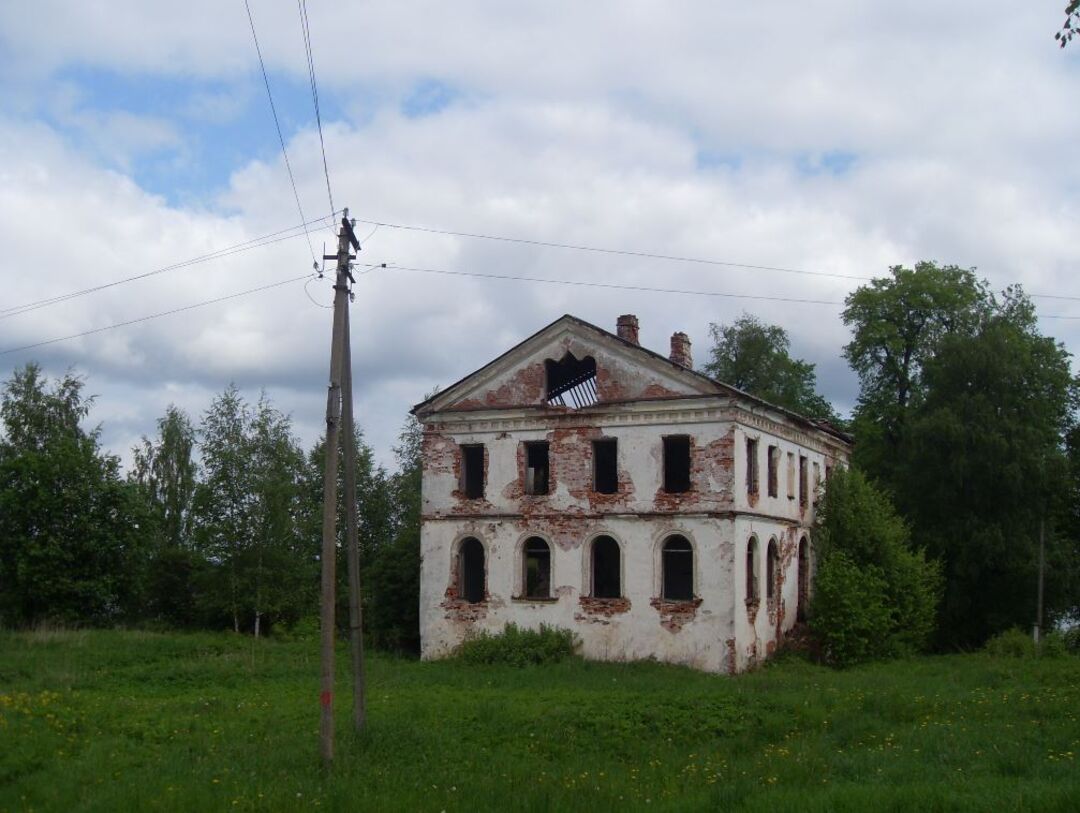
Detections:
523,537,551,598
661,535,694,600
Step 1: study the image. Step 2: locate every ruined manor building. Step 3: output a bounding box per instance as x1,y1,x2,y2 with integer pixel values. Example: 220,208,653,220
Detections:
414,315,851,673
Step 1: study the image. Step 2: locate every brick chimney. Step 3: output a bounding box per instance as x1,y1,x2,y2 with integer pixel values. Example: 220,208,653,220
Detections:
670,332,693,368
616,314,640,346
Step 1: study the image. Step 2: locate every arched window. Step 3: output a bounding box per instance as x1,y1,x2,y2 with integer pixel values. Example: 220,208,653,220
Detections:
766,539,779,601
458,537,485,603
662,535,694,601
797,536,809,621
746,537,759,602
523,537,551,598
591,536,621,598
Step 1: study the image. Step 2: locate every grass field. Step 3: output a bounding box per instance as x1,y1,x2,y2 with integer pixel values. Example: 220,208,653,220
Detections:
1,630,1078,812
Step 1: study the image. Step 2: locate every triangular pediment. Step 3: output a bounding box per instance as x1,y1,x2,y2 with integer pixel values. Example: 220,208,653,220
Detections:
415,315,723,416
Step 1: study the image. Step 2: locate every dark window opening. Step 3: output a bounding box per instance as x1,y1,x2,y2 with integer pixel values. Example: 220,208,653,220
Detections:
523,537,551,598
746,537,759,602
766,540,779,601
663,435,691,493
524,442,549,495
746,438,759,496
592,535,621,598
767,445,779,498
799,455,808,508
662,535,694,601
461,444,485,499
459,537,485,603
545,352,598,408
797,537,809,621
593,438,618,494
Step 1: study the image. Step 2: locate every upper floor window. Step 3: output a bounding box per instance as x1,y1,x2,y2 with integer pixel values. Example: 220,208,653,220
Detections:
663,435,691,493
545,352,598,408
461,444,485,499
799,455,809,508
593,438,618,494
767,445,779,498
524,441,549,495
746,437,759,497
786,452,796,499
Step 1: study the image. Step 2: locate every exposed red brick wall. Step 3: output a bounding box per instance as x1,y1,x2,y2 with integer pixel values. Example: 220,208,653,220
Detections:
650,597,703,633
575,596,631,625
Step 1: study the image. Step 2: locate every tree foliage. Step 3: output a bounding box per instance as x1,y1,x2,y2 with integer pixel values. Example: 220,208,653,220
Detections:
703,313,836,421
0,364,150,625
1057,1,1079,47
810,467,941,667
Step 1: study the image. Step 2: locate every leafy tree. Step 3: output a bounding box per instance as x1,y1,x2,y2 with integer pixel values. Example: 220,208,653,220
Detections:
703,313,836,421
810,466,941,666
897,291,1079,647
842,262,991,487
1057,1,1079,47
0,364,149,625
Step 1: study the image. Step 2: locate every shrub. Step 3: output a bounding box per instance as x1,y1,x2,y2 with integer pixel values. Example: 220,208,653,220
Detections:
1064,625,1080,654
455,623,579,667
984,627,1036,658
809,467,942,667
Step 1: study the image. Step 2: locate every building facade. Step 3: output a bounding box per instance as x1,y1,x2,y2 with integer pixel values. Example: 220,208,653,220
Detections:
414,314,850,673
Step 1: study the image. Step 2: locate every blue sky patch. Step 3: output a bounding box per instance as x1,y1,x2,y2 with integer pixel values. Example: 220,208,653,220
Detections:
796,150,857,176
401,79,458,118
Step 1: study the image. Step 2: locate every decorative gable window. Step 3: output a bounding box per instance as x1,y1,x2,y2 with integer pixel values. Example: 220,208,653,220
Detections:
545,352,598,408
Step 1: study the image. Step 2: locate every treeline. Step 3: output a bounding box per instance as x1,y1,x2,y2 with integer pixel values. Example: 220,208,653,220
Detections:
709,263,1080,659
0,368,421,652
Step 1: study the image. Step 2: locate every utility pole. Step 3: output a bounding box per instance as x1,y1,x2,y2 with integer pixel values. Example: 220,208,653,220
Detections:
318,208,360,766
341,301,366,731
1035,515,1045,647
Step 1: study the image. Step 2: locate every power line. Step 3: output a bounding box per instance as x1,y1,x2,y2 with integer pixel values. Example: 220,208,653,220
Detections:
368,263,845,306
244,0,317,265
0,274,311,357
352,215,1079,302
0,213,336,321
352,216,873,282
367,261,1080,319
298,0,334,216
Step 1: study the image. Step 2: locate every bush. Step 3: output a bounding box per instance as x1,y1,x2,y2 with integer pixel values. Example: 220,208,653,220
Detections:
1064,625,1080,654
984,627,1069,658
809,467,942,668
455,623,579,667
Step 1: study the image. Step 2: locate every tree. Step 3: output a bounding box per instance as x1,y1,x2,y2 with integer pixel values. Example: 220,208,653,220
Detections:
897,291,1078,647
842,262,991,487
1057,1,1079,47
0,364,149,625
703,313,836,422
810,467,942,666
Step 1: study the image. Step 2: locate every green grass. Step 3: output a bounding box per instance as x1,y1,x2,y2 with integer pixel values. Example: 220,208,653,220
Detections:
1,630,1078,812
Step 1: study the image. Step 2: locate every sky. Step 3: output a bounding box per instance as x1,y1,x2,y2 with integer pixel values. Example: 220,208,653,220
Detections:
0,1,1078,470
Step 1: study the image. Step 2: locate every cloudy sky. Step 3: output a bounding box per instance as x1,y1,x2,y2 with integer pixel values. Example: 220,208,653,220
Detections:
1,1,1078,469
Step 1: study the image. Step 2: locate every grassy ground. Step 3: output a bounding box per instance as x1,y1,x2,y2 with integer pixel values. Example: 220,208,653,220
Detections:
1,630,1077,812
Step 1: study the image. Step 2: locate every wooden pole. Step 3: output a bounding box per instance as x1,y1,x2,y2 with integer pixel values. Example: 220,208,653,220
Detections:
1036,515,1045,646
341,302,366,730
318,212,352,766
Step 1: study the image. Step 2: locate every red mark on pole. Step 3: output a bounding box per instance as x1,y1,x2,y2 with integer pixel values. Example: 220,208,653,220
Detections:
320,691,332,708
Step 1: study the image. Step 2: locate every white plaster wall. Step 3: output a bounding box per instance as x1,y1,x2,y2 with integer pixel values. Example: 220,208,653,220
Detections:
420,515,737,673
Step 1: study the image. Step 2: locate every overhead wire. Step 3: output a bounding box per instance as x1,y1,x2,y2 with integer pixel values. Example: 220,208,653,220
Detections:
0,274,312,357
350,214,1078,303
297,0,335,216
0,212,338,321
244,0,317,266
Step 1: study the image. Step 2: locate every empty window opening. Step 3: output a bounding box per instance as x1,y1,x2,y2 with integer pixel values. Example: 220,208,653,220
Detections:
545,352,598,408
593,438,618,494
766,539,779,601
746,537,759,602
523,537,551,598
812,462,821,500
524,442,550,495
459,537,485,603
799,455,808,508
767,445,779,498
663,435,691,493
461,444,485,499
592,535,621,598
797,536,809,621
786,452,796,499
746,437,759,496
662,535,694,601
